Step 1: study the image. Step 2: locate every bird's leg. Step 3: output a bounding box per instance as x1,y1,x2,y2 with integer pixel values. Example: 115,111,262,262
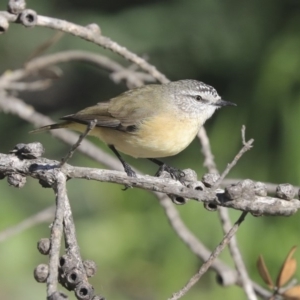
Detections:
148,158,185,182
109,145,137,178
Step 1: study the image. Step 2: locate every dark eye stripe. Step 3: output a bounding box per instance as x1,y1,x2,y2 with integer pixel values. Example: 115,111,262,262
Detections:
193,95,209,103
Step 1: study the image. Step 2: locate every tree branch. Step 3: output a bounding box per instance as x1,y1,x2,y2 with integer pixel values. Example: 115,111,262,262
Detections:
0,10,169,84
168,212,248,300
47,172,66,298
0,151,299,216
0,206,54,243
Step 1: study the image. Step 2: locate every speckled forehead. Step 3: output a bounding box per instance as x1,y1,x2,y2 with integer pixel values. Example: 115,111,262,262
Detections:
166,81,220,117
166,80,220,102
192,82,219,99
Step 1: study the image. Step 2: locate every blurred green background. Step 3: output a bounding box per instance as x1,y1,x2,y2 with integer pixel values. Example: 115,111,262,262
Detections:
1,0,300,299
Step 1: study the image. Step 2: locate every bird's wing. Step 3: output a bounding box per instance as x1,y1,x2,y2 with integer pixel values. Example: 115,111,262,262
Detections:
61,85,161,132
61,102,120,128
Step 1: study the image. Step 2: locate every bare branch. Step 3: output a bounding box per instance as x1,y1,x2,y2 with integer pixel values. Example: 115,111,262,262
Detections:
0,94,123,171
47,172,66,297
158,195,237,281
0,11,169,83
218,208,257,300
27,31,64,61
214,130,254,188
241,125,247,145
0,206,54,243
198,125,263,300
197,127,218,174
60,119,97,166
156,195,271,298
61,177,92,295
3,79,52,91
168,212,248,300
0,152,298,216
0,50,156,90
221,179,300,196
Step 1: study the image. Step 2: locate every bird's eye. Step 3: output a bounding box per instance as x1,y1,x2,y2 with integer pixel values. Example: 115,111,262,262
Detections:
196,95,202,101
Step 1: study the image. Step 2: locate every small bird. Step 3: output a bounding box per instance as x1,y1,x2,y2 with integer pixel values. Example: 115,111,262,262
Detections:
31,80,236,178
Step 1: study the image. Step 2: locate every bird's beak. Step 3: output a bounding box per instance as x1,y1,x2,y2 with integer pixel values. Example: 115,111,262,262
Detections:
215,99,237,107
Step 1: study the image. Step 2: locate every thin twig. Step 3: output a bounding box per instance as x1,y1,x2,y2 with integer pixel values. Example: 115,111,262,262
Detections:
218,208,257,300
1,11,169,84
214,129,254,188
198,124,257,299
0,50,155,90
4,79,52,91
47,172,67,298
0,94,123,171
158,195,270,298
60,119,97,166
158,195,237,282
0,206,54,243
26,31,64,61
241,125,247,145
168,212,248,300
197,127,218,174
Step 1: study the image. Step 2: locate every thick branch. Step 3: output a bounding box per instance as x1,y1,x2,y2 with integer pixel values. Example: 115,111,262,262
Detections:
0,153,299,216
47,172,66,297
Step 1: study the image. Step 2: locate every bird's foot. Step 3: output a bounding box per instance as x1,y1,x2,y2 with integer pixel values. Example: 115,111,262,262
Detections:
155,164,185,183
108,145,137,190
122,163,137,191
124,164,137,178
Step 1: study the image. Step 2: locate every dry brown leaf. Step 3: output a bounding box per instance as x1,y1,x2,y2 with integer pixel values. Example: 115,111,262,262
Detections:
282,285,300,300
277,246,298,288
257,254,274,289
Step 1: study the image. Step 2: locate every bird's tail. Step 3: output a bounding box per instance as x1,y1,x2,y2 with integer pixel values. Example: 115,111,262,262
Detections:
29,121,71,134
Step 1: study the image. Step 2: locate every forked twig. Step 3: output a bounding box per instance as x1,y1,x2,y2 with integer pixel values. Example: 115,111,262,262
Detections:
214,126,254,188
198,124,257,300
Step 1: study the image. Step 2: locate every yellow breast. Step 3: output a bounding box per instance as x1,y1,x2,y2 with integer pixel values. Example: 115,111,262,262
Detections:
92,114,201,158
